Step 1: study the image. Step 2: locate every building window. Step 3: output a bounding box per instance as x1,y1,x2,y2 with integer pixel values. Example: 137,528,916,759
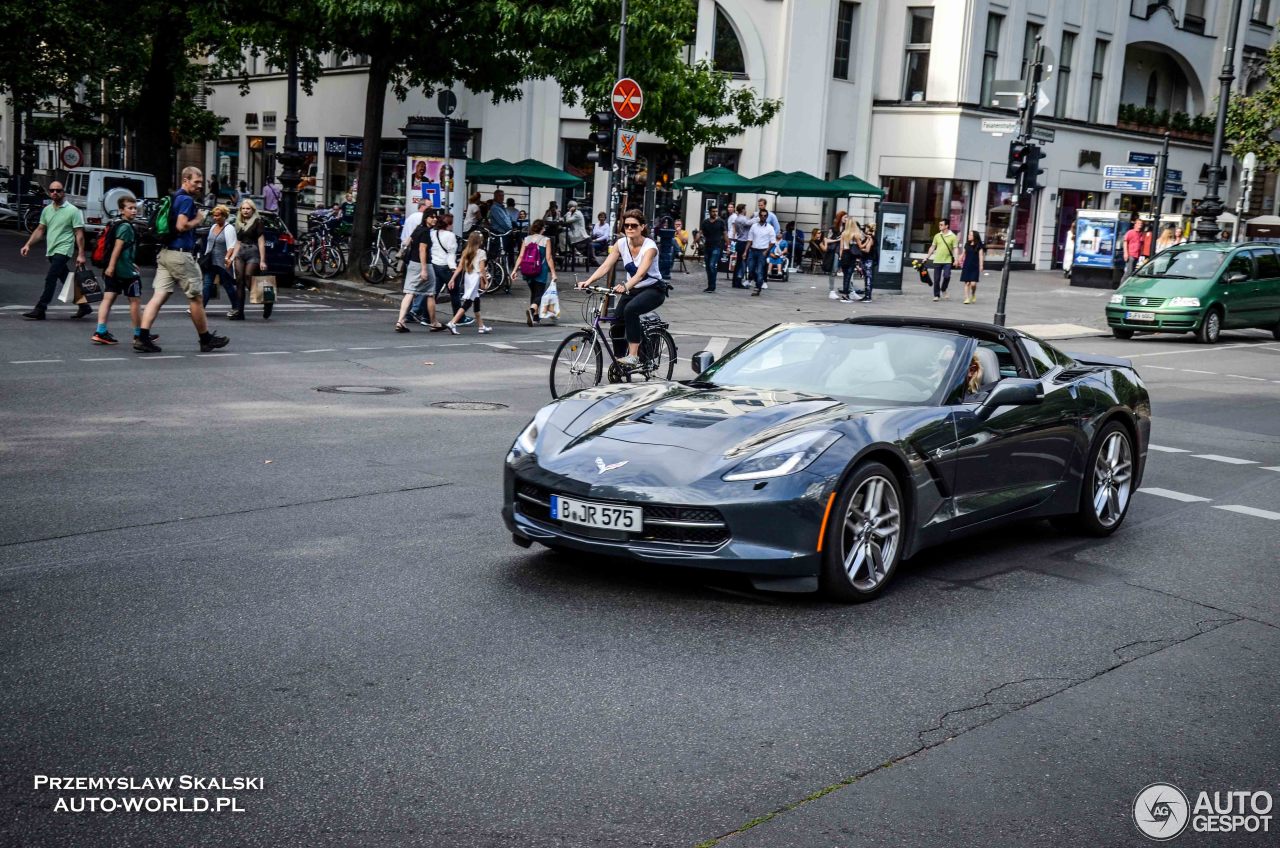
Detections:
980,13,1004,107
1183,0,1207,32
1054,32,1075,118
1021,22,1042,81
1145,72,1158,109
833,2,857,80
1251,0,1271,25
1089,39,1108,122
712,5,746,76
902,8,933,101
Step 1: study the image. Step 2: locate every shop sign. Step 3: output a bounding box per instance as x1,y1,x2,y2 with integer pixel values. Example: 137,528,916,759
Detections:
1073,213,1119,269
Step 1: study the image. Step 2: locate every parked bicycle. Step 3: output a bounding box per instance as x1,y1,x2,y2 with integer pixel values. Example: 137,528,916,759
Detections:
299,209,348,279
478,227,513,294
549,285,676,398
357,220,404,284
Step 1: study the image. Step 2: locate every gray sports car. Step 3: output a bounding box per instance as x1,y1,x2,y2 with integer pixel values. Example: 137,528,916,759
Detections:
503,317,1151,601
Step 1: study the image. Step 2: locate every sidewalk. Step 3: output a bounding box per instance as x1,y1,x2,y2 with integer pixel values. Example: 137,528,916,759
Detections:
301,264,1112,341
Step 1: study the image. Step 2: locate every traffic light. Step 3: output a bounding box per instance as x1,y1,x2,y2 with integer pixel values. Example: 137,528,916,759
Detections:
1023,143,1046,193
585,110,614,167
1006,140,1029,179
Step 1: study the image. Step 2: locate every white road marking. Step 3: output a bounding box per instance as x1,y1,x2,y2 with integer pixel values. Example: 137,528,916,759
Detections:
704,337,731,359
1137,487,1211,503
1181,369,1217,375
1190,454,1257,465
533,354,556,360
484,342,517,349
1126,342,1272,358
197,353,238,357
79,357,126,362
1214,505,1280,521
1226,374,1267,381
300,348,336,353
138,355,184,360
1147,445,1190,453
1145,365,1177,370
346,347,383,351
1262,467,1280,473
10,359,63,364
250,351,292,356
395,344,432,349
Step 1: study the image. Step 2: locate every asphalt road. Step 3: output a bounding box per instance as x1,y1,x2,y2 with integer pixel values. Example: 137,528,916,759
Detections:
1,236,1278,847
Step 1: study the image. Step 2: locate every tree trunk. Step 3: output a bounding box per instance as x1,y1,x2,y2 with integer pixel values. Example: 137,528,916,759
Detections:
351,53,393,280
134,6,185,193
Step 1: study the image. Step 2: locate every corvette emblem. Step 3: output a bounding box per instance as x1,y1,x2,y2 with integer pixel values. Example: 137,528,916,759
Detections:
595,457,628,474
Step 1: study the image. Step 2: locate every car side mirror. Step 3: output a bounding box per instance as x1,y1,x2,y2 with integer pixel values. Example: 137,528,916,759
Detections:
975,378,1043,420
1224,271,1248,284
691,351,715,374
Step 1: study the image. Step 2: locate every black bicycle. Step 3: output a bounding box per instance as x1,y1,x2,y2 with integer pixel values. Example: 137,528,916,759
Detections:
549,285,677,398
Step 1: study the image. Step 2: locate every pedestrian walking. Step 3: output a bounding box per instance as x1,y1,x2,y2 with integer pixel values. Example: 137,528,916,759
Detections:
92,195,143,344
1122,218,1147,279
394,208,439,332
564,200,589,265
851,220,876,301
746,208,777,296
262,175,281,212
463,192,483,232
200,204,241,314
729,203,751,288
424,212,460,329
518,219,557,326
134,167,229,353
1063,228,1076,278
959,231,985,304
699,205,728,292
232,198,271,319
655,215,677,282
576,208,665,368
1156,222,1179,253
444,231,491,335
924,219,960,301
19,179,88,320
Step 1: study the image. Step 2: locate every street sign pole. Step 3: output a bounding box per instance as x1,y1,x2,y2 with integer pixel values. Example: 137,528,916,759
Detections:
608,0,629,272
1152,132,1170,222
995,37,1044,327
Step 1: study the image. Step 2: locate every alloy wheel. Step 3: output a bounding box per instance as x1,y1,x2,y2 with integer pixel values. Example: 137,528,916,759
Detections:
840,475,901,592
1091,431,1133,528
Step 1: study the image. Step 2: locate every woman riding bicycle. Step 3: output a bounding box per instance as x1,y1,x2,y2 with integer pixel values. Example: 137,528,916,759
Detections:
577,209,665,368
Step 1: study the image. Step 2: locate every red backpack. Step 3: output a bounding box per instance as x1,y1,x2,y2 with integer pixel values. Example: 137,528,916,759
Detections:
518,239,544,277
92,221,124,267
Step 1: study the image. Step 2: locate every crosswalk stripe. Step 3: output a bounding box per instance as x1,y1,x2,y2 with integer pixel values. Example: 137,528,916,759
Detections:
1147,445,1189,453
704,337,731,359
1214,505,1280,521
1191,454,1257,465
1137,487,1211,503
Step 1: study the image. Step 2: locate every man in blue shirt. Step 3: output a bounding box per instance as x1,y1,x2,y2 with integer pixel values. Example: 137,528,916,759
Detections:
487,189,512,233
135,167,229,354
756,198,780,235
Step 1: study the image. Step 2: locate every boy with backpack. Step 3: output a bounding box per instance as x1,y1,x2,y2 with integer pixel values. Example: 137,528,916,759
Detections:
134,166,229,353
90,195,142,344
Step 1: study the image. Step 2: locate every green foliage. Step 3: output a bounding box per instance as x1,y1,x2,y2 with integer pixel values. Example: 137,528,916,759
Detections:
1225,42,1280,167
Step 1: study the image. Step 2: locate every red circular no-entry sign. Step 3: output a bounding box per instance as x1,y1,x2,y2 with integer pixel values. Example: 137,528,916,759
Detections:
611,78,643,122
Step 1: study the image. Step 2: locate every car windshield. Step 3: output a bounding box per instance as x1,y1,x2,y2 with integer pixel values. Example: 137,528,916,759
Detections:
1134,249,1226,279
696,323,964,405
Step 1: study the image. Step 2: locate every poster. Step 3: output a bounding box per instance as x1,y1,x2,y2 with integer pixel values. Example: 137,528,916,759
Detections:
406,156,445,209
1073,214,1118,269
878,211,906,273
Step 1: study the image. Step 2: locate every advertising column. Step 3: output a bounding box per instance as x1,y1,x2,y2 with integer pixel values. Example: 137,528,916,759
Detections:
875,202,908,292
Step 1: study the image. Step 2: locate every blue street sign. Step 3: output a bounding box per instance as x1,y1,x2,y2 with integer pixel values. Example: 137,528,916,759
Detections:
1165,168,1183,182
1104,177,1154,193
1128,152,1157,166
1105,164,1155,179
1164,181,1185,195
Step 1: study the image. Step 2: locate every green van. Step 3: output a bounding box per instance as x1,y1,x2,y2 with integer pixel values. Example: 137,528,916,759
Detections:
1105,241,1280,343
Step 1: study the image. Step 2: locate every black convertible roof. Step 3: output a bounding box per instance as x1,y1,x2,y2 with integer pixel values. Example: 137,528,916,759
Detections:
840,315,1023,345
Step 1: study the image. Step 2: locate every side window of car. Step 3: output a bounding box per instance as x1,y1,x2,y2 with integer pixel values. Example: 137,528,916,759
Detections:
1249,248,1280,280
1018,336,1059,378
977,341,1019,379
1224,252,1255,280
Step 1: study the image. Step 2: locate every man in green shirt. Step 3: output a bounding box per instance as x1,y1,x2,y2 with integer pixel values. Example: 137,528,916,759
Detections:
19,180,88,319
924,219,959,302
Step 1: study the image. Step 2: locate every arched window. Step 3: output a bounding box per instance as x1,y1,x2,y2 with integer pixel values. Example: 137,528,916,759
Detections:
1145,72,1159,109
713,6,747,76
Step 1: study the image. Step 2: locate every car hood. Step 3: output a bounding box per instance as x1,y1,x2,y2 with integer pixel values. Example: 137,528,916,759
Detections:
1117,275,1213,297
537,382,878,485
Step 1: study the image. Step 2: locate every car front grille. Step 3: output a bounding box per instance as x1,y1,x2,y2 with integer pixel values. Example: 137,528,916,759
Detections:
513,479,729,546
1124,296,1166,307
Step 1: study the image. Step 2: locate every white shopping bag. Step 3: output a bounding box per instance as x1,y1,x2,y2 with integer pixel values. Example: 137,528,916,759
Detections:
539,281,560,320
57,272,77,304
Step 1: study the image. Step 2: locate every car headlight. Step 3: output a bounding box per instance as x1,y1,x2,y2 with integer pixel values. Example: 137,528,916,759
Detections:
1109,294,1124,304
1166,296,1200,307
722,431,842,482
509,406,554,460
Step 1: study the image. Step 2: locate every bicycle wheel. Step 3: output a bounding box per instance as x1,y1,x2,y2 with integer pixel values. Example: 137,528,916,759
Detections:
550,331,603,398
484,258,507,293
641,329,677,382
310,245,344,279
358,249,387,284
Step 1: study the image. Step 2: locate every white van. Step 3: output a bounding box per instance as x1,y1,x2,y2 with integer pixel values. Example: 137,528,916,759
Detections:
63,168,158,234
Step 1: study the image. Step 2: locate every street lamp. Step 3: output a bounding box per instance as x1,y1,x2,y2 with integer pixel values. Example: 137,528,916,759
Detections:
1194,0,1244,242
274,46,305,237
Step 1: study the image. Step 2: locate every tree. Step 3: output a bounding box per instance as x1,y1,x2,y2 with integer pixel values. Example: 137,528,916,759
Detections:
1225,42,1280,167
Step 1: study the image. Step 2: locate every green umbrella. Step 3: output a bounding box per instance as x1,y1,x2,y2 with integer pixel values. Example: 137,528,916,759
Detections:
831,173,885,198
465,158,514,183
748,170,850,198
672,165,760,192
504,159,586,188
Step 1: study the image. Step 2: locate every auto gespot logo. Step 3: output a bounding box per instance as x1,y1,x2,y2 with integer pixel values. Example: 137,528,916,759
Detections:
1133,783,1273,840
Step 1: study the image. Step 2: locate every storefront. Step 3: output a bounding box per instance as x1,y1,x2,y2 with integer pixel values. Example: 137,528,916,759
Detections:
246,136,276,193
296,137,319,208
882,177,973,255
1053,189,1103,268
324,137,363,208
984,182,1034,265
378,140,407,216
215,136,239,199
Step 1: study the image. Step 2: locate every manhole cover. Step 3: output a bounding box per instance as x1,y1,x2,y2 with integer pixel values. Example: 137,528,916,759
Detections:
430,401,508,410
314,385,405,395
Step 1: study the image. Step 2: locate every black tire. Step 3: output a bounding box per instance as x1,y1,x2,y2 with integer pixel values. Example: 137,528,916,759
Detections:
549,331,603,398
1111,328,1134,340
819,461,905,603
1195,306,1223,344
1055,421,1135,536
310,245,344,279
483,259,507,293
358,249,387,284
641,329,677,381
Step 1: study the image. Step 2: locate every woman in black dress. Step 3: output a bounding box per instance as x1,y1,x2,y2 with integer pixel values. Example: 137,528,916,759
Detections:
960,231,985,305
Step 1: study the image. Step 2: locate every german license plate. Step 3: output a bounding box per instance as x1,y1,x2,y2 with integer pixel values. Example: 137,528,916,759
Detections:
550,495,641,531
1124,311,1156,322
